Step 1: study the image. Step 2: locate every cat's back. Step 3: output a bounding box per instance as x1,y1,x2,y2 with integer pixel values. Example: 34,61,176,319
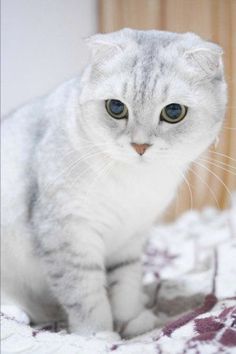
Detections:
1,96,62,314
1,77,79,225
1,98,46,225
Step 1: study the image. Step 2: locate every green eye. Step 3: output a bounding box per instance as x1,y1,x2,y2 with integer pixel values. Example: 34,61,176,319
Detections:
160,103,188,123
105,99,128,119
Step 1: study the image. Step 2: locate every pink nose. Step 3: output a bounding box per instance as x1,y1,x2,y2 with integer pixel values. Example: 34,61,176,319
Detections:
131,143,151,156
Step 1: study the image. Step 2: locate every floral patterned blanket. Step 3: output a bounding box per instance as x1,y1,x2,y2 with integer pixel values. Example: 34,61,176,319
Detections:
1,199,236,354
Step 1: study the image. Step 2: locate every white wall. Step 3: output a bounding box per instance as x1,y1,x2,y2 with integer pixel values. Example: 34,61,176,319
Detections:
1,0,98,115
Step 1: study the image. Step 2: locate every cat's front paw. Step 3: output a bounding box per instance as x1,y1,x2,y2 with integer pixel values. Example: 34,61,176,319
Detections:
92,331,121,342
1,305,30,325
120,309,160,338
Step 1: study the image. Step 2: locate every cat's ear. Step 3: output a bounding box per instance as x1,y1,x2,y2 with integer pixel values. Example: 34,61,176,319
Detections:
184,44,223,77
85,33,124,62
80,33,126,103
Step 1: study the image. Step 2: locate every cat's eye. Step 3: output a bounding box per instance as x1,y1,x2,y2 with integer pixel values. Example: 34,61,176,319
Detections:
160,103,188,124
105,99,128,119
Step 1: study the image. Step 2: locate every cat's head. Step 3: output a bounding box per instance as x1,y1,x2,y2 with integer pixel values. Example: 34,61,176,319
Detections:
78,28,227,167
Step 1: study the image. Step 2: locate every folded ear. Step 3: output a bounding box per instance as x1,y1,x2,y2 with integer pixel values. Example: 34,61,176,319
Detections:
80,32,127,103
184,44,223,77
85,33,124,63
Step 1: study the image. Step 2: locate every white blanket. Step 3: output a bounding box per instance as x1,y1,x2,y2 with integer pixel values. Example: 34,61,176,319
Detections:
1,198,236,354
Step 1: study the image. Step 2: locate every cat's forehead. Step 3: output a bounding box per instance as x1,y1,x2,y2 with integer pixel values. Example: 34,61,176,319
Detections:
126,57,166,110
126,30,187,67
134,30,180,50
122,46,183,111
84,29,224,112
117,32,188,104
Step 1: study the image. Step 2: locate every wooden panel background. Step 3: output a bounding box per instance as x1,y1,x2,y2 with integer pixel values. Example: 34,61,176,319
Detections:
99,0,236,219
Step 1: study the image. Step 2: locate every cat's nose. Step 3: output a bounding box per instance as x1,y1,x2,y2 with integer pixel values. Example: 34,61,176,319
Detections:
131,143,151,156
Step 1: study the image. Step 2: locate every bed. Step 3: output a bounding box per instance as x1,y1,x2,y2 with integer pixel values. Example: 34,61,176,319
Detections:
1,197,236,354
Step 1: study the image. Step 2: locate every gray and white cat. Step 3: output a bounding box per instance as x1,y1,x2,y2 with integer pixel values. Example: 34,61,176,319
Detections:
1,28,227,339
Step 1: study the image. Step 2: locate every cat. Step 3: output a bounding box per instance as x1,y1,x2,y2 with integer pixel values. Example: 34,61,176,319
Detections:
1,28,227,339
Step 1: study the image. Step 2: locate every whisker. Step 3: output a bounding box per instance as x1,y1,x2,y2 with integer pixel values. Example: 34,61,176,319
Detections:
175,185,180,216
178,169,193,210
188,166,220,208
222,126,236,130
208,150,236,163
82,160,115,205
194,161,232,201
198,158,236,176
67,155,112,192
50,142,115,163
200,155,236,170
39,149,115,202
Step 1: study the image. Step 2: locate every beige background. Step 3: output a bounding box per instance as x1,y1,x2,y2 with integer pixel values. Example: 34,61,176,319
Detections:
99,0,236,218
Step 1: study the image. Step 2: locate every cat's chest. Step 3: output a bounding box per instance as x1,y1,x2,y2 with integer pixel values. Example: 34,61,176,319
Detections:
80,163,179,247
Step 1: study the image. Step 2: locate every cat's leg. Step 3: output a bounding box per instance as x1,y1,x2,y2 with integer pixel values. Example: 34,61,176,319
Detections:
35,218,117,338
107,250,158,338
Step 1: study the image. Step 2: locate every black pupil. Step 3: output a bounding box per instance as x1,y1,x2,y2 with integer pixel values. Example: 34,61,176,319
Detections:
110,100,124,115
165,104,182,120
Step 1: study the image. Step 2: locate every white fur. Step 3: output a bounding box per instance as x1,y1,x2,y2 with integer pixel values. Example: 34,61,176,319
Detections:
1,29,227,338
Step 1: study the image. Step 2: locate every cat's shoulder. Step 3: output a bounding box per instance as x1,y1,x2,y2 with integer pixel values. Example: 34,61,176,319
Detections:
1,76,81,127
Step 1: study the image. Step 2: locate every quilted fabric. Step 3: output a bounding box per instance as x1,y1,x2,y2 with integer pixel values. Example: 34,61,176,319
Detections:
1,197,236,354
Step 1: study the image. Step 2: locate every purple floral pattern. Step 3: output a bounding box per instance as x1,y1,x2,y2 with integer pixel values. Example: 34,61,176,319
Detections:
1,204,236,353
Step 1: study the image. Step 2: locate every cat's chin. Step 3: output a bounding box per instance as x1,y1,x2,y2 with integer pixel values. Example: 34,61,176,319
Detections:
114,154,163,167
123,155,151,166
